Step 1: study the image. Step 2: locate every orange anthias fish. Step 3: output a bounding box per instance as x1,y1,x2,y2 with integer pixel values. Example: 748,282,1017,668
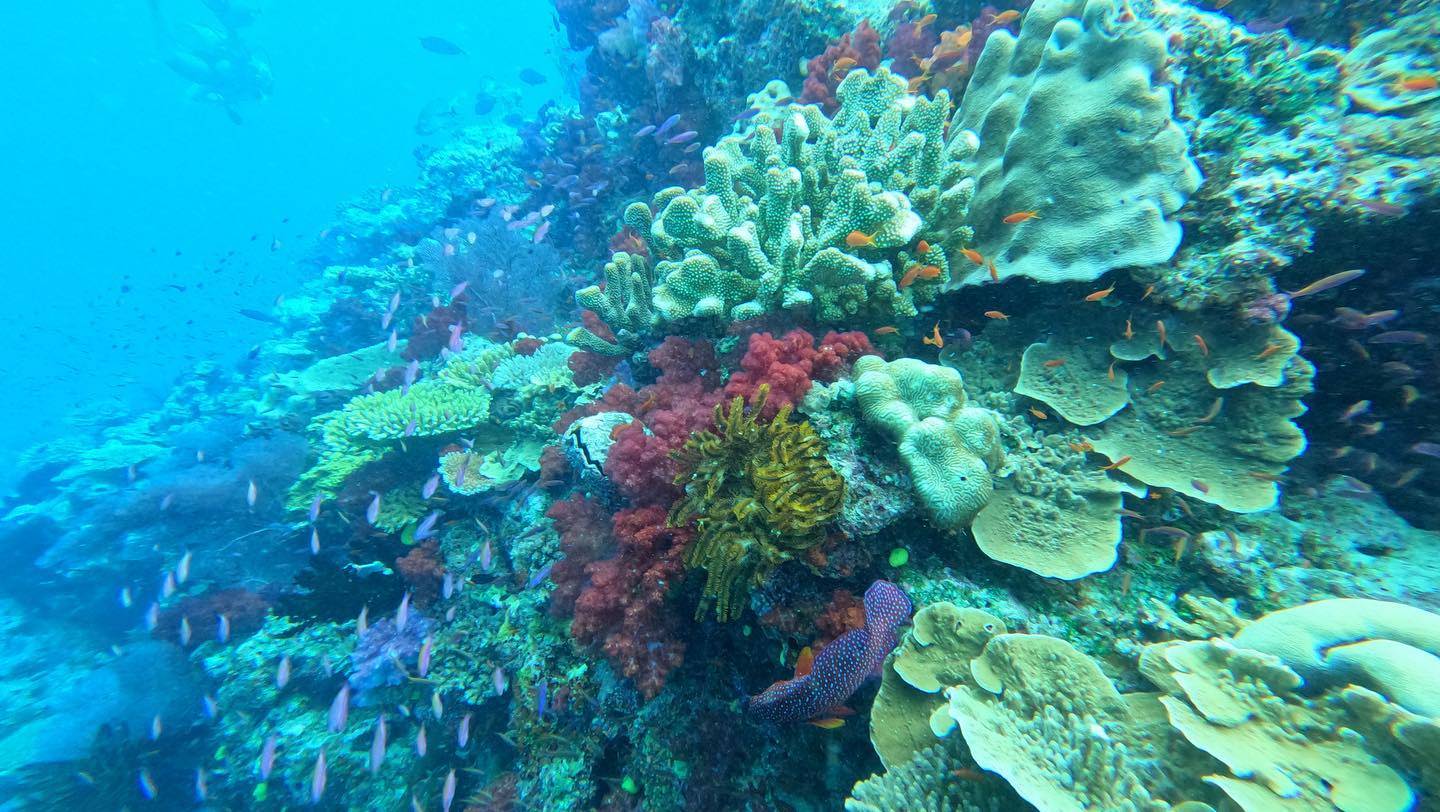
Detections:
899,264,942,289
874,326,899,335
1123,319,1134,340
987,260,999,282
1394,74,1438,92
1255,342,1283,360
1084,282,1116,302
991,9,1021,24
1002,210,1040,224
830,57,858,78
916,240,932,254
846,230,877,248
984,310,1009,320
1029,407,1048,420
923,323,945,348
1142,284,1155,300
1193,334,1210,356
1156,320,1168,347
1101,455,1132,471
1044,358,1066,368
914,12,938,31
960,248,984,264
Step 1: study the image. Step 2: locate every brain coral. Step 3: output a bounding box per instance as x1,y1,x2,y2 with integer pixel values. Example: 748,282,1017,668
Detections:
852,355,1002,530
954,0,1201,285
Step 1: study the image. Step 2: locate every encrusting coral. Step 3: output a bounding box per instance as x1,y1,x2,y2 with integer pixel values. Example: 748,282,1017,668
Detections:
669,385,844,622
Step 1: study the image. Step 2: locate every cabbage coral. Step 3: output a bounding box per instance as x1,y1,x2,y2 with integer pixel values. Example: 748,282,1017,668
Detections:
669,386,844,622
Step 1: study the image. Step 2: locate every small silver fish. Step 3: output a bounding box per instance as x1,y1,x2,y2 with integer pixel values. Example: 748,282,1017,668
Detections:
370,714,388,774
216,613,230,643
260,734,277,780
310,748,327,803
328,684,350,733
276,655,291,689
397,592,411,633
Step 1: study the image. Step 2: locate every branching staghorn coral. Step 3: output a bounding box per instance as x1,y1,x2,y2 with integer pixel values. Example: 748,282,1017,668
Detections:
669,385,844,622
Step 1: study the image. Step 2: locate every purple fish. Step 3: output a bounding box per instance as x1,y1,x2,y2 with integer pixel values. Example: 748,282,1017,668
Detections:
216,613,230,643
416,724,428,757
418,636,433,677
442,572,454,600
260,734,277,780
447,323,464,353
667,130,699,145
311,748,327,803
404,359,420,389
537,678,548,718
422,474,440,500
533,221,551,244
493,666,508,696
443,769,457,812
655,113,682,136
1369,330,1429,345
480,539,493,572
276,656,291,689
397,592,411,633
634,124,657,138
1409,442,1440,459
731,107,761,121
370,715,387,774
415,510,443,541
525,560,554,588
328,684,350,732
366,491,381,525
458,712,472,748
308,494,323,523
748,580,911,723
450,281,469,299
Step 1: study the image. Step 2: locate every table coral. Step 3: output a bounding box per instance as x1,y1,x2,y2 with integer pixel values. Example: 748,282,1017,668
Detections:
954,0,1201,286
669,386,844,622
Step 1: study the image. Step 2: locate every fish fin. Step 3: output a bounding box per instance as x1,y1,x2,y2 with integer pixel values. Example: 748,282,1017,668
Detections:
807,718,846,729
793,646,814,678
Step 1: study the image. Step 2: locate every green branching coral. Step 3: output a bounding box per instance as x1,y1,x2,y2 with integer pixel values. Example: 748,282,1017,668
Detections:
669,387,843,622
321,381,491,445
569,67,978,350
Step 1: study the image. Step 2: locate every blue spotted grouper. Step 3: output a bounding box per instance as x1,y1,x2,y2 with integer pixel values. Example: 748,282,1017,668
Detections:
748,580,913,724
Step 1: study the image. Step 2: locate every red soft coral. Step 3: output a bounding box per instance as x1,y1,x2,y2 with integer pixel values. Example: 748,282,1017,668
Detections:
403,296,468,361
801,20,881,112
546,495,614,617
723,329,874,419
395,541,444,608
571,506,691,698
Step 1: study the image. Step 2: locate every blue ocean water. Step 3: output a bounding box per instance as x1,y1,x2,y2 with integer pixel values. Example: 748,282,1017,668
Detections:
1,0,1437,809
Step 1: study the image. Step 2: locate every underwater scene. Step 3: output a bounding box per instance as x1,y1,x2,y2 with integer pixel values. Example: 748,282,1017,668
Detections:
4,0,1440,808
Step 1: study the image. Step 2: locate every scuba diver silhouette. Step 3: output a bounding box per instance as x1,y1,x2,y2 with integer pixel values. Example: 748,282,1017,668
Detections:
149,0,272,124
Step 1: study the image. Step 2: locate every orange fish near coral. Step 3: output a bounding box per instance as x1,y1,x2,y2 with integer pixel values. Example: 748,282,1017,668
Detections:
899,264,942,289
1029,407,1048,420
1084,282,1116,302
830,57,858,78
1123,319,1134,340
1395,74,1438,92
1142,284,1155,301
1255,342,1284,360
1101,456,1132,471
916,240,932,254
1044,358,1066,368
1002,210,1040,224
923,323,944,348
845,230,877,248
987,261,999,282
1146,380,1166,394
914,13,938,31
874,326,899,335
984,310,1009,320
960,248,984,264
1193,335,1210,356
991,9,1021,24
1156,320,1168,348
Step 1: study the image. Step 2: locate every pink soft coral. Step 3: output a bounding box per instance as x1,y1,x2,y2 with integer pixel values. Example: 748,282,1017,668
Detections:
723,329,874,419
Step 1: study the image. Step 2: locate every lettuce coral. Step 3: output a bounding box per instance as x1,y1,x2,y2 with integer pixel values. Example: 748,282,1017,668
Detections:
669,387,843,622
